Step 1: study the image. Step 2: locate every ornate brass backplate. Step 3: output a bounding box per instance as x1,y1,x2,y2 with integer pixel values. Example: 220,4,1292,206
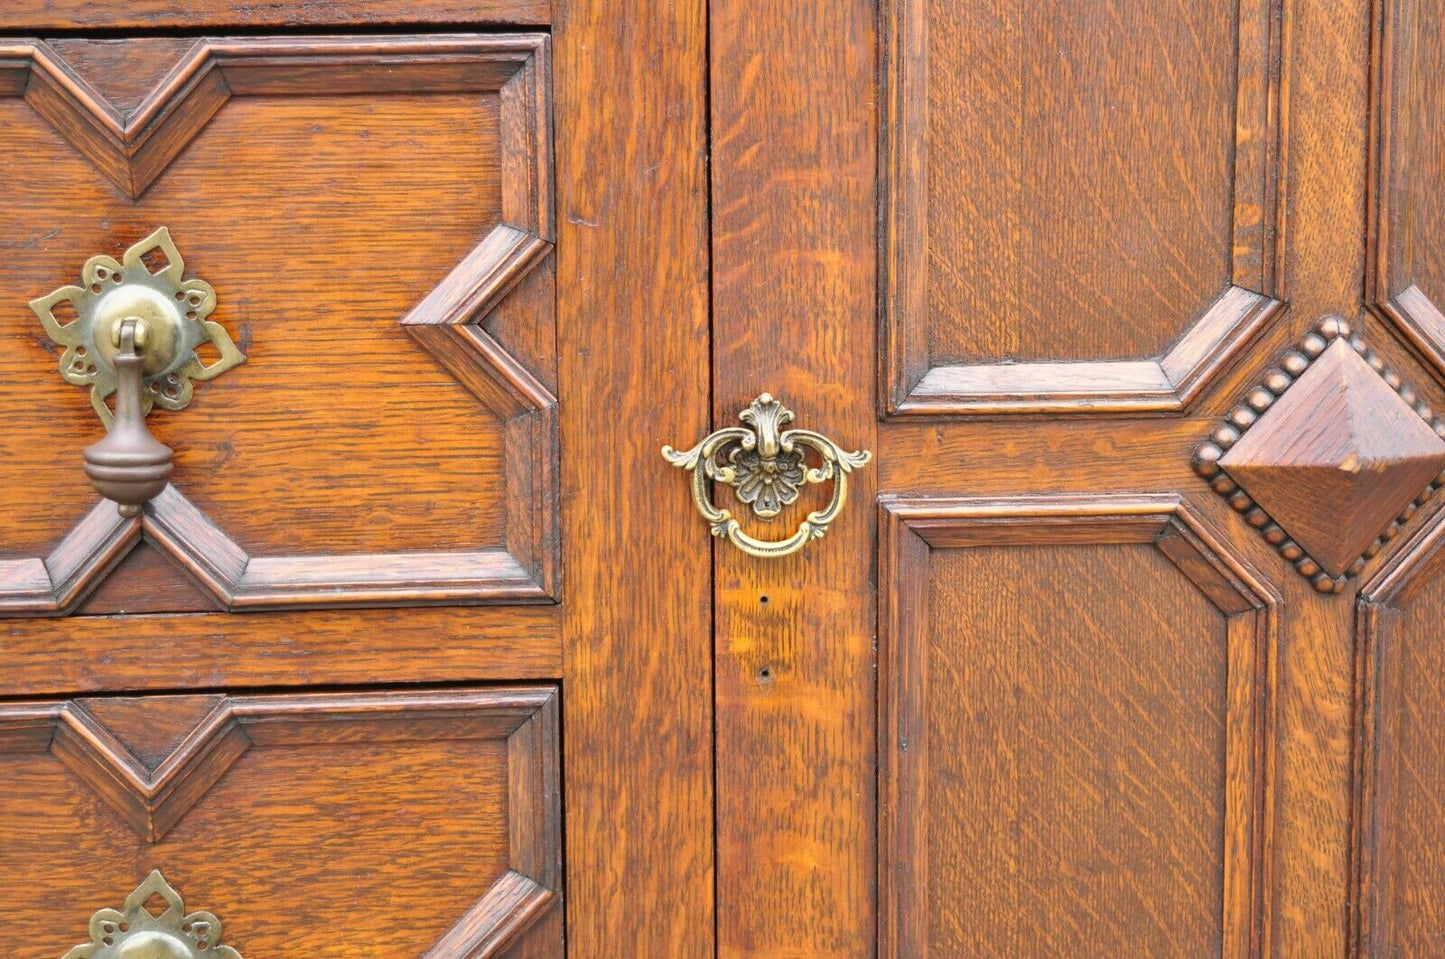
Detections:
663,393,872,558
29,227,245,426
62,870,243,958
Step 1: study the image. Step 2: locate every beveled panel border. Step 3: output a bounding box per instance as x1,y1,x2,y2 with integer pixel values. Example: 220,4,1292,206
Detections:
878,494,1279,957
0,36,559,611
879,0,1284,416
1351,508,1445,952
0,686,561,957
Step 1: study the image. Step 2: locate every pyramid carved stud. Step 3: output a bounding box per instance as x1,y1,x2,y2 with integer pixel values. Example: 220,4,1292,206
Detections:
1194,317,1445,592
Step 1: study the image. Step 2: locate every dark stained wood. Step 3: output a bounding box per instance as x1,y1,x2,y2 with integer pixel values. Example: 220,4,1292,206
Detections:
879,497,1277,957
708,0,878,950
0,687,562,957
879,0,1283,415
554,0,714,952
0,0,550,30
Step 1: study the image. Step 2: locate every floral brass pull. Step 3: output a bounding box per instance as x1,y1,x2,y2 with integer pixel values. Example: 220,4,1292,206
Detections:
662,393,872,558
30,228,245,515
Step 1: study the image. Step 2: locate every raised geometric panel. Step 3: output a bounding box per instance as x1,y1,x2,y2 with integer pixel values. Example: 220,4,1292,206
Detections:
1353,514,1445,954
0,687,561,956
879,496,1277,957
1368,0,1445,381
1194,317,1445,591
880,0,1283,415
0,36,558,614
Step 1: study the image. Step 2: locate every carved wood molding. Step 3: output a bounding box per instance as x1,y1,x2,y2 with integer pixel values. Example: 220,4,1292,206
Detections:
0,34,560,611
1366,0,1445,382
878,0,1285,416
878,494,1278,957
0,482,549,614
0,687,561,957
1193,316,1445,593
0,36,552,205
1350,508,1445,953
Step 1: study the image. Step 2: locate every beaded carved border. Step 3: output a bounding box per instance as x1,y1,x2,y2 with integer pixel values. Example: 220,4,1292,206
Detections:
1192,316,1445,593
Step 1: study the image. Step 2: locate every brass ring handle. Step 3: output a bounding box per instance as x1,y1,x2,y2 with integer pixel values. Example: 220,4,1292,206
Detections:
662,393,871,559
29,228,246,517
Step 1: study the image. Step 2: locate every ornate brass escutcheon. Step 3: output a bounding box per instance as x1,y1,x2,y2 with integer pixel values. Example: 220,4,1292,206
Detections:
30,228,245,515
62,870,243,958
663,393,872,558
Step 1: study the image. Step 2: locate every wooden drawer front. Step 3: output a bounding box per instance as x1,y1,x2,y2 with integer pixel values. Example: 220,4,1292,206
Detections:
0,686,561,957
0,34,562,693
0,34,557,614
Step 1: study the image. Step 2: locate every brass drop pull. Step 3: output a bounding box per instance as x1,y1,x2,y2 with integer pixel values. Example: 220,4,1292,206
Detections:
82,319,175,517
663,393,871,558
64,870,243,958
30,228,245,517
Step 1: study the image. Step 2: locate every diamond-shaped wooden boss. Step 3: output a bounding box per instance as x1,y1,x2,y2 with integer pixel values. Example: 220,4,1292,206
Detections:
1194,317,1445,593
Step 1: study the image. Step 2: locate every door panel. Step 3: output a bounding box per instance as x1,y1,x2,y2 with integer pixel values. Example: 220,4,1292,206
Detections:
0,687,560,956
879,498,1275,957
1356,524,1445,954
706,0,1419,955
1371,0,1445,372
1352,1,1445,951
881,0,1282,415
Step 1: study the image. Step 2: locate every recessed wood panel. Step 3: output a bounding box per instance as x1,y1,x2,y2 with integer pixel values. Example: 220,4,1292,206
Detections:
1369,0,1445,381
927,544,1226,952
0,37,558,613
881,0,1282,414
880,497,1276,957
0,687,561,956
1354,515,1445,953
0,94,508,556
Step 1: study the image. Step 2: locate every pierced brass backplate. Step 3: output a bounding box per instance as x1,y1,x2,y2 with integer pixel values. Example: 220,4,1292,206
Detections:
663,393,872,558
63,870,243,958
30,227,245,425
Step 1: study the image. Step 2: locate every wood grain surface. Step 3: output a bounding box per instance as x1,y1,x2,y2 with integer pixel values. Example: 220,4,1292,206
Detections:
879,0,1284,415
555,0,715,953
879,498,1277,957
709,0,879,951
0,35,560,625
0,687,561,957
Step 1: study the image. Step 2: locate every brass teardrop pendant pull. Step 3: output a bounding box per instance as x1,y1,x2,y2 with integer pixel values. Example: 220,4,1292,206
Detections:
29,228,247,517
82,318,175,517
